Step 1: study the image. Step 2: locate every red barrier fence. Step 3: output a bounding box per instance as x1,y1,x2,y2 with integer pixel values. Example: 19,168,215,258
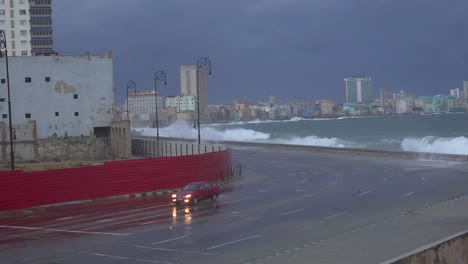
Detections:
0,149,232,212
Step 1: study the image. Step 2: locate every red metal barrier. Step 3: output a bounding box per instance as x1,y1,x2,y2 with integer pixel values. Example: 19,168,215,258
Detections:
0,149,232,212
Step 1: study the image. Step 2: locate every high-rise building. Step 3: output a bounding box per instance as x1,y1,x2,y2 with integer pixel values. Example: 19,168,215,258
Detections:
464,81,468,99
180,65,207,120
0,0,32,56
29,0,55,55
450,88,460,98
344,76,372,103
0,0,54,57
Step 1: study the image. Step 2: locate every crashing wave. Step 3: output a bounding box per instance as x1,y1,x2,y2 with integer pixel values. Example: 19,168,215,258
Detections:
401,136,468,155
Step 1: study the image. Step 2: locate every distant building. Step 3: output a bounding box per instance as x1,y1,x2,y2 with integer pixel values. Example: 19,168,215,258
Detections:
380,87,395,113
319,100,336,115
0,54,113,139
125,90,164,122
180,65,207,121
0,0,32,56
344,76,372,103
0,0,55,56
450,88,461,98
29,0,55,55
464,81,468,99
166,95,197,112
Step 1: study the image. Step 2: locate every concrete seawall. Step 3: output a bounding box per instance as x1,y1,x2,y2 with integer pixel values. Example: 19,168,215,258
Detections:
381,229,468,264
132,135,468,163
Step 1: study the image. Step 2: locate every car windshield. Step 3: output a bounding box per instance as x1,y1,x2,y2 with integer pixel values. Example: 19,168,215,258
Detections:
182,184,199,191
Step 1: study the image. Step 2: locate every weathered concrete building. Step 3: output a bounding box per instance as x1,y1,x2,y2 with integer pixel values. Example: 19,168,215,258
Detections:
0,54,113,139
0,53,131,162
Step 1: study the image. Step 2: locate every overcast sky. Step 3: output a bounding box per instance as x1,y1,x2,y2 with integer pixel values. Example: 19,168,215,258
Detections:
53,0,468,105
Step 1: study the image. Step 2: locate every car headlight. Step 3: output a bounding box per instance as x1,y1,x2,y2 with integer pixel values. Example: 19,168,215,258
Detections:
172,194,176,198
185,194,192,198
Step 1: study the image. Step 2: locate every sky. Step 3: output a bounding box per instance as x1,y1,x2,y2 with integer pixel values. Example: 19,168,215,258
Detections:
53,0,468,105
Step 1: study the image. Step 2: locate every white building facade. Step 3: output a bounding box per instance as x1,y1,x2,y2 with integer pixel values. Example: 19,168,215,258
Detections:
125,90,163,121
0,54,114,139
0,0,32,56
166,95,197,112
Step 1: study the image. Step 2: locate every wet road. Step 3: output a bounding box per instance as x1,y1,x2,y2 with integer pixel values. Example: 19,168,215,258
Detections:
1,147,468,264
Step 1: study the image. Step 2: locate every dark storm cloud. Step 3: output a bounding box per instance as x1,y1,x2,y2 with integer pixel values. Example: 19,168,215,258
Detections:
53,0,468,105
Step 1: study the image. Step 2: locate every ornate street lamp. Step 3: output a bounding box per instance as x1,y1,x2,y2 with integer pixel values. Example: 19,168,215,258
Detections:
154,70,167,141
126,80,136,120
0,30,14,170
196,57,212,144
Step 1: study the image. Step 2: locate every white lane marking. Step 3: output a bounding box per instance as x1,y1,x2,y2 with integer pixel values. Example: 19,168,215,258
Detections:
79,252,170,263
403,192,414,197
39,203,173,228
84,196,257,230
32,258,74,264
280,209,304,216
151,235,188,245
314,172,319,174
421,177,426,182
207,235,261,250
301,172,307,175
96,219,113,223
139,221,157,226
132,245,213,255
55,217,74,221
0,225,128,236
324,212,349,220
259,189,271,192
359,191,371,196
296,189,303,192
219,196,256,205
384,177,387,181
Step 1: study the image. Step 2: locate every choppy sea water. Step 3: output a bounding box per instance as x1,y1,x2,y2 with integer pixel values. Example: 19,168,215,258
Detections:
135,113,468,155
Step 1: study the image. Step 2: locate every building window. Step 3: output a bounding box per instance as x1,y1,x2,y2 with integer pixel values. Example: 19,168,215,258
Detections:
0,20,4,25
10,19,13,28
9,9,13,18
19,10,26,15
73,94,78,99
45,77,50,82
19,19,26,26
20,30,26,36
10,40,14,49
25,77,31,82
74,112,79,116
19,0,24,4
0,0,4,5
0,98,4,102
55,112,59,116
21,51,27,56
1,78,4,83
25,113,31,118
20,40,26,46
0,10,4,16
2,114,6,119
10,30,14,39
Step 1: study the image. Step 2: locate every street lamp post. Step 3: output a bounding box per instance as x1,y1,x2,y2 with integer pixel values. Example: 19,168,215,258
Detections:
126,80,136,120
0,30,14,170
196,57,212,144
154,70,167,141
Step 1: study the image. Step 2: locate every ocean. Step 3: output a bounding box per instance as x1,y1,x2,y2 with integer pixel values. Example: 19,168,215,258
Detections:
136,113,468,155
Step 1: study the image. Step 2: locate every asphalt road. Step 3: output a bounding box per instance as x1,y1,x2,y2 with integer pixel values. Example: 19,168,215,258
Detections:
1,147,468,264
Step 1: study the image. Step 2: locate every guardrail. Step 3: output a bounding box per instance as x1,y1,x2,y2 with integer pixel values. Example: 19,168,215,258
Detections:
132,138,228,157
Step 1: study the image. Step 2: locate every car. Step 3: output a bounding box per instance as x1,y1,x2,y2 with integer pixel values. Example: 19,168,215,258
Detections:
172,182,219,205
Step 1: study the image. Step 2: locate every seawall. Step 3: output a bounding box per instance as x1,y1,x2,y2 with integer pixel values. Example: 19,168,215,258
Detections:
132,136,468,163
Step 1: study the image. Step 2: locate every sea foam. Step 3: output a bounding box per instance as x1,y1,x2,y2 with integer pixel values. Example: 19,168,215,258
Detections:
401,136,468,155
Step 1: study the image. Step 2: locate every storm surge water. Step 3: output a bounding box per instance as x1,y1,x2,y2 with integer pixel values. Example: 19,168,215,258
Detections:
135,113,468,155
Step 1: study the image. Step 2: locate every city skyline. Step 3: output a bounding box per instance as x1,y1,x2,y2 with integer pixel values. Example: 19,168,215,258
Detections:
52,0,468,105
